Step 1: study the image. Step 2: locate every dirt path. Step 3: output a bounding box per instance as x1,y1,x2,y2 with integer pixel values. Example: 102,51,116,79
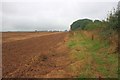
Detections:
2,32,73,78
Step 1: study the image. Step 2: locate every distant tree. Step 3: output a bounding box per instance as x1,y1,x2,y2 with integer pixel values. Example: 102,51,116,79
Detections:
84,20,103,30
70,19,93,30
94,20,102,23
84,22,95,30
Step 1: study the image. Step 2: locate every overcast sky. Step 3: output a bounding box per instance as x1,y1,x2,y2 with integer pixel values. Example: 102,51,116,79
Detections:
1,0,119,31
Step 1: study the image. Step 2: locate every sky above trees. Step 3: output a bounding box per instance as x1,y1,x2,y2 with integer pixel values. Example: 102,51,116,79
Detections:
1,0,119,31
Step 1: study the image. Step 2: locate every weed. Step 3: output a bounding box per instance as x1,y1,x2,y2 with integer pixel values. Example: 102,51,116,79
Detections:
67,31,118,78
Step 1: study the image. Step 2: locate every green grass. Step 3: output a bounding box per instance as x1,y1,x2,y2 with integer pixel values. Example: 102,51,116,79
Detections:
67,31,118,78
68,41,77,48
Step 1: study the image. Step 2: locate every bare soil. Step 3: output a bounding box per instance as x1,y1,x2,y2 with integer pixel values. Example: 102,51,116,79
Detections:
2,32,72,78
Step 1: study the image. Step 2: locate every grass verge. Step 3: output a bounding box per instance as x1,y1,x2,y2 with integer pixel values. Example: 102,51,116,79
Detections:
67,31,118,78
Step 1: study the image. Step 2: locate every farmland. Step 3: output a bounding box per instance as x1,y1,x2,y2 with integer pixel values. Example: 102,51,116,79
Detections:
2,32,71,78
1,0,120,79
2,31,118,78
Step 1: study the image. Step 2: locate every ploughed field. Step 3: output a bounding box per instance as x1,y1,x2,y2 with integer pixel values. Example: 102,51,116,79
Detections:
2,31,118,78
2,32,71,78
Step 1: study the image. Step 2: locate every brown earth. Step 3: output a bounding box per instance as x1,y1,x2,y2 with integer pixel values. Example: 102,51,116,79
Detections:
2,32,60,43
2,32,74,78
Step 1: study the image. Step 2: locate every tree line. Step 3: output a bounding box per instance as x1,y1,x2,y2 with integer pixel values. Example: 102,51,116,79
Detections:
70,1,120,52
